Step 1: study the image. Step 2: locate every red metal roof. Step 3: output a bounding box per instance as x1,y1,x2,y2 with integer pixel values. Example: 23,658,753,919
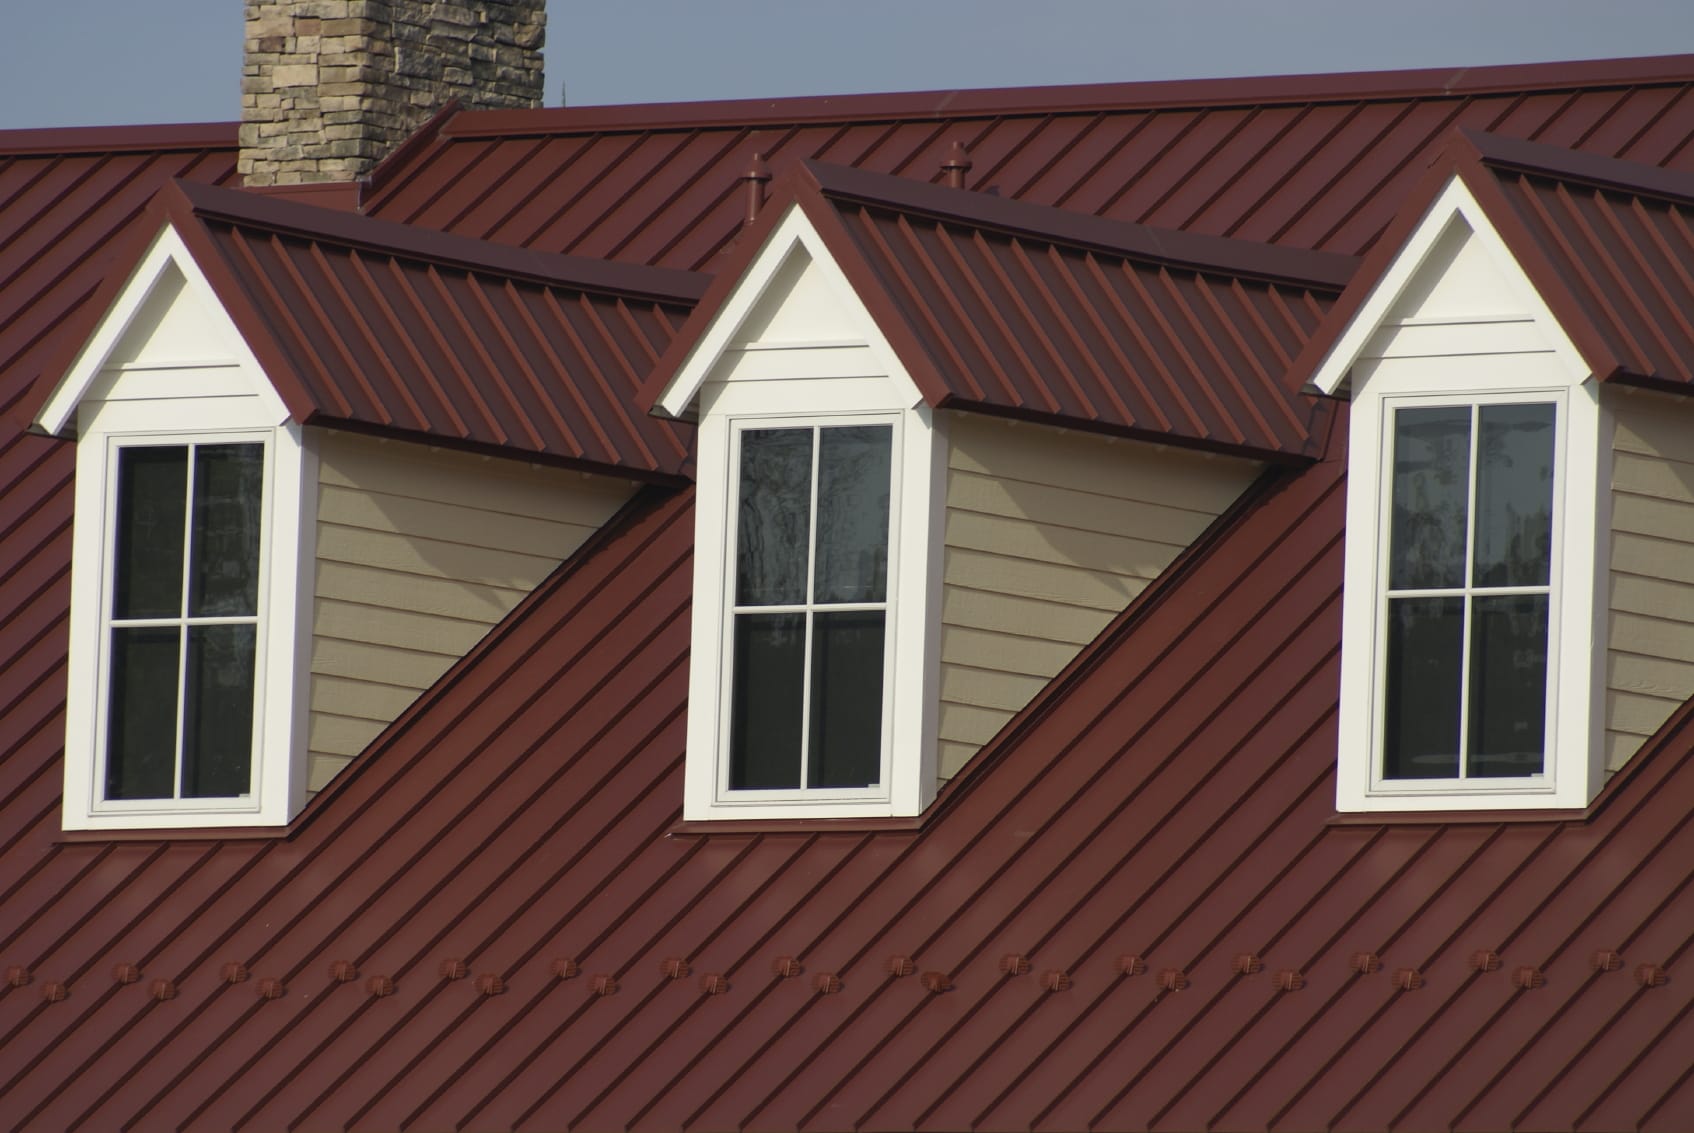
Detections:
649,161,1348,460
43,179,703,477
1293,129,1694,394
3,412,1691,1131
5,56,1694,1133
363,54,1694,273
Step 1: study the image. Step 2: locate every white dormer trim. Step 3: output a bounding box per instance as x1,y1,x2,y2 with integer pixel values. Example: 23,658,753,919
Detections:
53,226,314,831
1306,176,1589,398
674,206,945,822
35,224,290,438
652,203,925,420
1330,176,1608,814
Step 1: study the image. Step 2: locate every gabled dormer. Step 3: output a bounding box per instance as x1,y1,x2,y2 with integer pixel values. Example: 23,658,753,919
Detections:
1300,129,1694,812
32,180,704,831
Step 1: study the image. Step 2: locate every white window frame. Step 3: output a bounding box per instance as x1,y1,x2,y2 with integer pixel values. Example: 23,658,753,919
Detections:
64,413,315,830
713,413,903,806
684,402,943,822
1336,359,1606,812
91,431,276,815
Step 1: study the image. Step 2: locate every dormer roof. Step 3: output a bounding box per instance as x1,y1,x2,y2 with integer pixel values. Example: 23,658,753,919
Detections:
649,160,1353,461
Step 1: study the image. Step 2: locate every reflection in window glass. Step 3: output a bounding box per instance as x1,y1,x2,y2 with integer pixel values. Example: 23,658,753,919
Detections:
736,430,812,606
104,441,266,804
727,423,893,795
1388,407,1470,590
1380,402,1554,785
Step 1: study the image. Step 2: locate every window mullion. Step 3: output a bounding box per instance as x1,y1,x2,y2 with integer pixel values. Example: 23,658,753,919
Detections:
1456,406,1482,780
797,427,822,790
171,444,197,801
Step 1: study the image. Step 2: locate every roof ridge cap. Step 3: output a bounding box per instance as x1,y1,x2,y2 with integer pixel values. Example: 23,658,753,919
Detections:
445,54,1694,139
798,159,1357,289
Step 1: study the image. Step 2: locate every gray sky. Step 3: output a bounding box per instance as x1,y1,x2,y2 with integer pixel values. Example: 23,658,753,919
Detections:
3,1,1693,130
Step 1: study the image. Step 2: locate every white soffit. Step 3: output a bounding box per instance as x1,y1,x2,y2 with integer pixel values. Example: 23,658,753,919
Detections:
1305,174,1590,396
651,202,924,419
34,224,290,437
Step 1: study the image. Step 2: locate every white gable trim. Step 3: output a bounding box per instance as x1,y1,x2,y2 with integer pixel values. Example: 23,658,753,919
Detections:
1305,175,1590,397
652,203,924,419
34,223,290,437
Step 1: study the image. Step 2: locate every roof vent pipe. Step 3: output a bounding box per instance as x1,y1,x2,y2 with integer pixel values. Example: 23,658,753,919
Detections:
942,141,973,188
742,154,773,225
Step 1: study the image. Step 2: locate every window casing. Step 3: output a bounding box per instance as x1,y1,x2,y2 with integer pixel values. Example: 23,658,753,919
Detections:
98,435,271,810
684,404,943,822
64,419,313,831
722,418,899,802
1337,369,1605,813
1372,393,1560,792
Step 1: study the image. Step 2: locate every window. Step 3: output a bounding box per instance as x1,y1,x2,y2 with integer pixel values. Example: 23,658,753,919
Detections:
1336,377,1605,813
1376,397,1556,787
726,421,895,798
683,406,943,822
100,439,267,805
64,422,313,831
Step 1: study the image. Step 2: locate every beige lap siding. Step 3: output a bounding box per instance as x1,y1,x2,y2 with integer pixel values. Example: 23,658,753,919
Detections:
308,431,635,791
1607,390,1694,771
938,415,1260,780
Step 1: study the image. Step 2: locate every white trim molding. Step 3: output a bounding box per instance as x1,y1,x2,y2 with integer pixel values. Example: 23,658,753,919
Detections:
677,208,944,821
55,228,313,830
1332,178,1608,813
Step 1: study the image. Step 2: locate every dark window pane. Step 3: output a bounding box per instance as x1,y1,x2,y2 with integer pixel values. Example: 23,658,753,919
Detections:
736,430,813,606
814,426,892,603
189,444,265,616
106,626,181,799
113,446,188,619
808,611,885,788
1467,595,1549,778
181,624,256,798
1472,403,1555,587
1382,597,1464,779
1388,407,1471,590
728,613,805,789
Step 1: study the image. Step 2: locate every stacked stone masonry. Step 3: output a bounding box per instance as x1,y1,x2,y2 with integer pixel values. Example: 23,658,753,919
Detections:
241,0,544,185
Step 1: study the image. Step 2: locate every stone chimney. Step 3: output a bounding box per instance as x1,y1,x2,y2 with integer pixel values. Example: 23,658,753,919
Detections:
240,1,545,186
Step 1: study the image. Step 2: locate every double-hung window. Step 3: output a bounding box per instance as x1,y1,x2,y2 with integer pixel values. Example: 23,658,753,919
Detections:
724,419,897,800
1376,396,1557,787
99,437,270,808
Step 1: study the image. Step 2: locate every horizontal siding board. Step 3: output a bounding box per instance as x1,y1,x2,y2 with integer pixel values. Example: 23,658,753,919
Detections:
940,625,1077,678
946,508,1188,579
938,701,1016,747
315,559,529,622
1607,391,1694,772
310,636,461,689
316,431,635,524
941,585,1120,645
315,524,562,589
309,674,422,722
317,483,601,559
307,711,387,758
313,598,492,656
307,436,635,791
946,469,1215,546
935,415,1257,778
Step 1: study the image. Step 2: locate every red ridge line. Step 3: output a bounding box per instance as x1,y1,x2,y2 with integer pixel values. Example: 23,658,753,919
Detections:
448,56,1694,139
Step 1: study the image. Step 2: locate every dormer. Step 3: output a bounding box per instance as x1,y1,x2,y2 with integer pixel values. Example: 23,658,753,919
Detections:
653,199,947,821
1301,130,1694,812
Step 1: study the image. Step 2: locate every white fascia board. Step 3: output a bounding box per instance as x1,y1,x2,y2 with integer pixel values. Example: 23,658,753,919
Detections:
653,203,925,419
35,224,291,437
1307,176,1591,397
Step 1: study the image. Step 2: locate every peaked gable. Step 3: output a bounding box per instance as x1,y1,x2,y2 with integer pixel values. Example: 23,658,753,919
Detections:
34,223,290,436
652,161,1351,461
